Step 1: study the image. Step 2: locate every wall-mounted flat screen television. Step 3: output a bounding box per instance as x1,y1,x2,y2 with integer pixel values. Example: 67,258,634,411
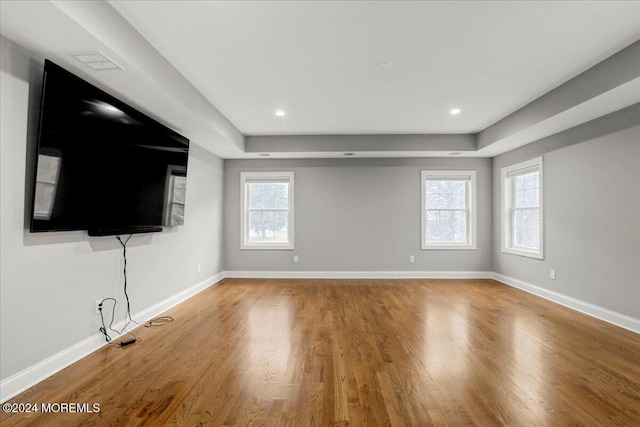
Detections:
29,60,189,236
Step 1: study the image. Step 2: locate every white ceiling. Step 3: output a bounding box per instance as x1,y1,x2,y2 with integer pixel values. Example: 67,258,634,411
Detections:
1,1,639,158
110,0,640,136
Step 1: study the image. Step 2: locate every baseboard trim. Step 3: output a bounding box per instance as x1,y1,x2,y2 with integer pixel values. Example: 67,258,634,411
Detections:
131,272,225,324
493,273,640,334
223,270,494,279
0,272,225,403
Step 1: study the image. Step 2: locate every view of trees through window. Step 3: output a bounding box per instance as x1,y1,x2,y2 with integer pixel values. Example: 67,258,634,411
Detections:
512,171,540,250
247,182,289,243
501,157,543,258
425,180,468,244
169,175,186,226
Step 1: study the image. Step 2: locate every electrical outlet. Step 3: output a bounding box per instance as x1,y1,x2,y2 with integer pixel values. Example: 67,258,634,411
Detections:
550,269,556,280
197,264,201,273
409,255,415,263
293,255,299,263
95,299,103,315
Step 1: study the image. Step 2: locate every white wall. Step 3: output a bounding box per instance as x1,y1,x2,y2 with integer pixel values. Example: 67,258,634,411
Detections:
0,37,225,381
224,157,493,273
492,105,640,320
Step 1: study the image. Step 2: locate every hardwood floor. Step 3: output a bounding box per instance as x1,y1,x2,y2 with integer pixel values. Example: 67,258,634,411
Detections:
2,278,639,426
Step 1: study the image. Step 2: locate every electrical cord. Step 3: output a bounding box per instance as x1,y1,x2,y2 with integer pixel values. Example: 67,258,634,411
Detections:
145,316,174,328
98,297,117,343
116,234,140,334
97,235,138,344
98,235,175,346
98,297,137,345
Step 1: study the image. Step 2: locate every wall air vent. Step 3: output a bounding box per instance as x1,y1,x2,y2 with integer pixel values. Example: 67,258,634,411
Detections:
70,52,122,71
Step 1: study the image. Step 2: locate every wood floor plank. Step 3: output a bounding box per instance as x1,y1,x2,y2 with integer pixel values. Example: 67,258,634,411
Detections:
1,278,639,426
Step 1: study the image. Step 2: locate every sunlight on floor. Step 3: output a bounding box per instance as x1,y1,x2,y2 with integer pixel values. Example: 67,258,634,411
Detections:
245,299,293,385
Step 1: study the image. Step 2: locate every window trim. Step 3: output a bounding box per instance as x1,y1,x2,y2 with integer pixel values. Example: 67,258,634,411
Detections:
421,170,477,250
501,157,544,259
240,171,294,250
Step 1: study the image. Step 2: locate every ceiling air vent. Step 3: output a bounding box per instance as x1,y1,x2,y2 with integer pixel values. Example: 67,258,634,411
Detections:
70,52,122,71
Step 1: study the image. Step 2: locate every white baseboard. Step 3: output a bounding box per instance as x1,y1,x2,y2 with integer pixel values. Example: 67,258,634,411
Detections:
131,272,225,324
223,270,493,279
493,273,640,334
0,333,108,405
0,272,224,403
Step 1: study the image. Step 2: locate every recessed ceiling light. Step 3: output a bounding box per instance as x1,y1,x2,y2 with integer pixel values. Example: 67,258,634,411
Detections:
450,108,461,115
275,110,285,117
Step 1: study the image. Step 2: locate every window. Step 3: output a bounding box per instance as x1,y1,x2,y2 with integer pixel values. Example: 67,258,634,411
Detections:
33,152,61,220
501,157,543,259
164,166,187,226
241,171,294,250
421,170,476,249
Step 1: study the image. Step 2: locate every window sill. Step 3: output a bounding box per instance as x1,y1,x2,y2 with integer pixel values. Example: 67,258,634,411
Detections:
422,244,476,250
241,244,295,251
501,247,543,260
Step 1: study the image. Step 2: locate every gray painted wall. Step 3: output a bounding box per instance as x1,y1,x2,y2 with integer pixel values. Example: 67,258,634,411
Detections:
0,37,225,380
492,106,640,319
224,157,492,272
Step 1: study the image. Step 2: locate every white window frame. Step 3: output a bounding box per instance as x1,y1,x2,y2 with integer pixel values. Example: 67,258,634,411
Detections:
501,157,544,259
421,170,477,250
240,171,294,250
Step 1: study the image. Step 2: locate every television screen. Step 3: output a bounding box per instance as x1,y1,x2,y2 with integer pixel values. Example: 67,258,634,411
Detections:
30,60,189,236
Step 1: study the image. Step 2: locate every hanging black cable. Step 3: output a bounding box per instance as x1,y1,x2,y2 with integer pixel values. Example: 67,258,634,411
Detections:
116,234,138,333
98,297,117,342
96,235,142,344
